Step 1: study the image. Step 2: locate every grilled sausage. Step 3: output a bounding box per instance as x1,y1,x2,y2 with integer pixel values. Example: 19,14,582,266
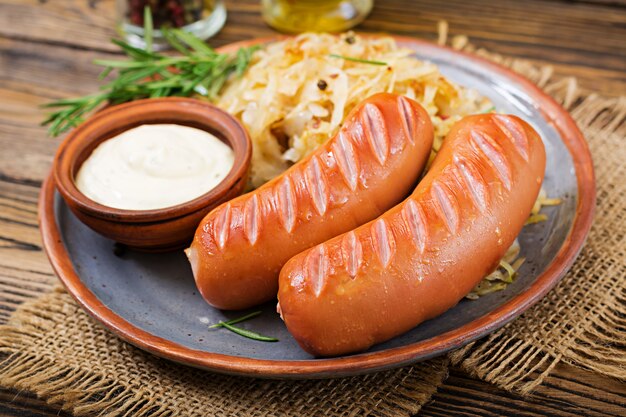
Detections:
277,114,546,356
187,93,434,310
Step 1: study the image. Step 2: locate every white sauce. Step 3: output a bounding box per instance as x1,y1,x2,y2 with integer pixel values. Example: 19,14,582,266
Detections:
75,124,234,210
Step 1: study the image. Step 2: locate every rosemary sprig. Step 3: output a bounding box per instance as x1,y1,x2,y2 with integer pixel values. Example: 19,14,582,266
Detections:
208,311,262,329
42,6,259,137
328,54,388,66
209,311,279,342
220,322,279,342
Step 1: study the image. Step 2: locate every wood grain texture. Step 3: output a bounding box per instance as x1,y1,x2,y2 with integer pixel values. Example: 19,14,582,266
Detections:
0,389,72,417
421,365,626,417
0,0,624,415
1,0,624,95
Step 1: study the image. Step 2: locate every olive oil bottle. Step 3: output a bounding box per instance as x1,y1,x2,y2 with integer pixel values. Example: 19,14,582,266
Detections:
262,0,373,33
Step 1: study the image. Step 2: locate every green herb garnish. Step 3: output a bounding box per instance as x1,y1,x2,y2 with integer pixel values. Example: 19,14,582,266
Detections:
208,311,262,329
42,6,259,137
209,311,278,342
328,54,388,66
219,322,279,342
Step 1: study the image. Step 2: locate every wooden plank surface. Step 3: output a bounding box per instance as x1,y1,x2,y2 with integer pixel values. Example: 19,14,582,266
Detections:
0,0,624,415
1,0,624,96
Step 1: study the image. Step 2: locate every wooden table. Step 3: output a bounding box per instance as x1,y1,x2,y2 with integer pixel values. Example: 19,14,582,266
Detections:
0,0,624,415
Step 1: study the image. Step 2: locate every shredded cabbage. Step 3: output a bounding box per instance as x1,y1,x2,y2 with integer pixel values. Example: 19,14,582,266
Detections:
467,239,524,299
216,32,493,188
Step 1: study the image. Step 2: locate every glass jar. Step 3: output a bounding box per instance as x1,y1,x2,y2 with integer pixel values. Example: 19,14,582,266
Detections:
261,0,373,33
116,0,226,50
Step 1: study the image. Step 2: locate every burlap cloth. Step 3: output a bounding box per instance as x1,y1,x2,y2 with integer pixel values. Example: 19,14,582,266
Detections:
0,34,624,416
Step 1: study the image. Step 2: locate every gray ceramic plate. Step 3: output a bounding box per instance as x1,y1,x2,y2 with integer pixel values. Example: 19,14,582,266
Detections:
39,37,595,378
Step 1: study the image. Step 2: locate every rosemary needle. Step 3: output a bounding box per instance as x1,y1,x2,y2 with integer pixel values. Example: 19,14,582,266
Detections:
328,54,388,66
208,311,262,329
209,311,278,342
220,322,279,343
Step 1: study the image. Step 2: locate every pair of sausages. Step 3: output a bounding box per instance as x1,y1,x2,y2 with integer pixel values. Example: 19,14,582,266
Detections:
278,112,546,356
187,93,434,310
187,92,545,357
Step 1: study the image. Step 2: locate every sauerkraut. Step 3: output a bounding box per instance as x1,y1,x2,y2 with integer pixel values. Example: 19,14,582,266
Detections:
216,32,493,188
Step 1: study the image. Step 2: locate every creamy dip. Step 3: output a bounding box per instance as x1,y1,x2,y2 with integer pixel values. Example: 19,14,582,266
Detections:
75,124,234,210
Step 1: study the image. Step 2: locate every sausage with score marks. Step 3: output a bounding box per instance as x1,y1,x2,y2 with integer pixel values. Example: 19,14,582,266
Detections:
186,93,434,310
277,114,546,356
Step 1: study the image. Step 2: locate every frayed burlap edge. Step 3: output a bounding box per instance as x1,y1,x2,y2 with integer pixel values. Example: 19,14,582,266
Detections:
438,23,626,395
0,287,449,417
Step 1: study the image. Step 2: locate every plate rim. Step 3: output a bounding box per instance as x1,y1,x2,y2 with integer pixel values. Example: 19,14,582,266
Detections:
38,36,596,378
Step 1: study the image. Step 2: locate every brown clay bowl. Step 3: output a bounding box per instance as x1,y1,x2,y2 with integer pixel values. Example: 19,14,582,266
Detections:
53,97,252,252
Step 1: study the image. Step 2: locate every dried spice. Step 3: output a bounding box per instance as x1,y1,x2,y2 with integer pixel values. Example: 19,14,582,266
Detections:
127,0,212,29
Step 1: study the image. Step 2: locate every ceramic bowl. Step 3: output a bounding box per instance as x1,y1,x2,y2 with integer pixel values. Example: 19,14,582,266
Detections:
53,98,252,252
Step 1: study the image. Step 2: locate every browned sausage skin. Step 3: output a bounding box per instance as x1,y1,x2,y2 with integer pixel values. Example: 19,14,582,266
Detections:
186,93,434,310
277,114,546,356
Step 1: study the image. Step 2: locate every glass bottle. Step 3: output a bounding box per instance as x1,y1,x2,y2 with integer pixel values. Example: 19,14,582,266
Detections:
261,0,373,33
116,0,227,50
